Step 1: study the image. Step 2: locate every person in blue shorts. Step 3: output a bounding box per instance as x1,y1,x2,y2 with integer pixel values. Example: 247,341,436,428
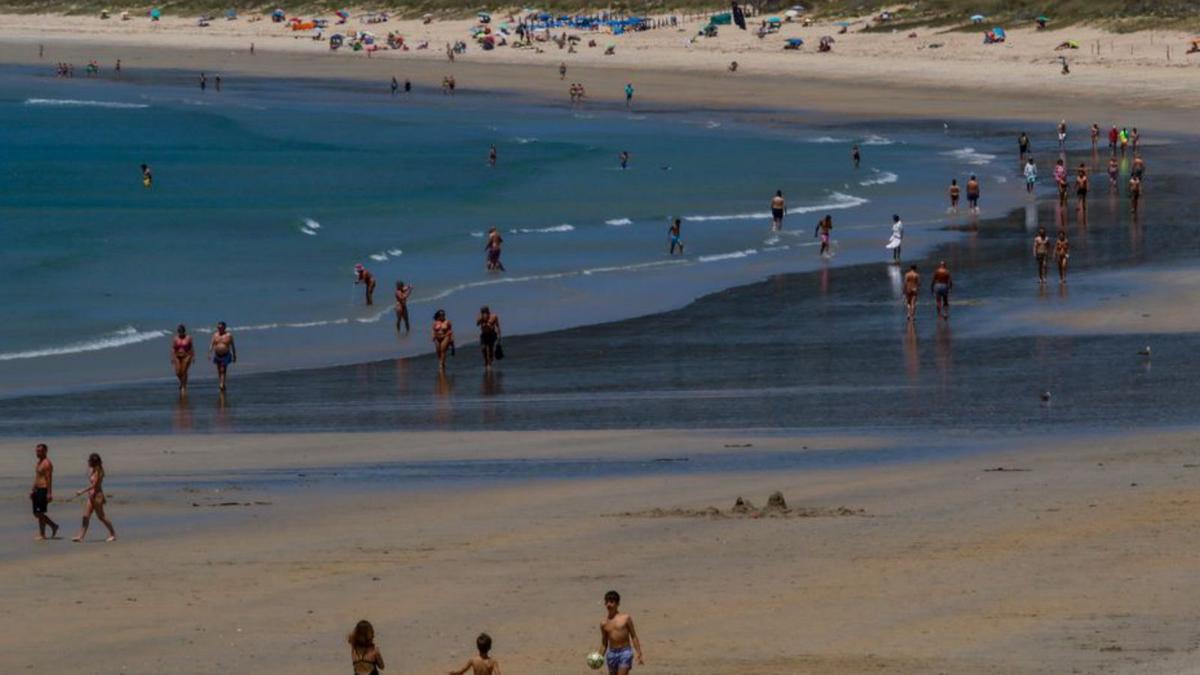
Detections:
599,590,643,674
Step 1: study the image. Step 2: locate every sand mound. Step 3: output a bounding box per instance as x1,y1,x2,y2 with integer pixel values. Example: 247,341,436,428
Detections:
614,492,865,519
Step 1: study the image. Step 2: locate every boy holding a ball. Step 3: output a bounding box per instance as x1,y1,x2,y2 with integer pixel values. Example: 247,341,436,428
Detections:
598,590,644,673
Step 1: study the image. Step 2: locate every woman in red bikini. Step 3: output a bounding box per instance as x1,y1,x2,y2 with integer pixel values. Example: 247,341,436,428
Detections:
171,324,194,397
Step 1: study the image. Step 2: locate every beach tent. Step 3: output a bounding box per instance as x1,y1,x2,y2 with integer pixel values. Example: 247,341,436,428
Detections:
767,17,782,24
993,26,1006,40
225,9,237,19
478,11,492,23
271,9,285,22
784,37,804,49
970,14,985,23
709,12,732,25
150,8,161,20
784,8,801,19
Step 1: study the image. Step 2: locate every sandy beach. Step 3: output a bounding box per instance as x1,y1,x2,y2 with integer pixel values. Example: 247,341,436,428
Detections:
3,430,1200,674
4,11,1200,130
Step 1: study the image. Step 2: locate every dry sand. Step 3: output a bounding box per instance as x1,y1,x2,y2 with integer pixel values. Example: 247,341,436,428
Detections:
4,12,1200,131
3,429,1200,674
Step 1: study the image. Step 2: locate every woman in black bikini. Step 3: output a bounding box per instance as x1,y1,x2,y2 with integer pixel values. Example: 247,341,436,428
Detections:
476,306,501,369
72,453,116,542
349,620,386,674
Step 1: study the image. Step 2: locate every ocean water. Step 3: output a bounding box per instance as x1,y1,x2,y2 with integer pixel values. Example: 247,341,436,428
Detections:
0,65,1021,396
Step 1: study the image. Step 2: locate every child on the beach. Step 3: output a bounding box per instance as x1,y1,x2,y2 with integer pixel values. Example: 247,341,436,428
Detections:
448,633,501,675
599,590,644,674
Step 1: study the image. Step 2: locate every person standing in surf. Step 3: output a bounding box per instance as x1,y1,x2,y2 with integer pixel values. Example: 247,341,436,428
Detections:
966,175,980,213
948,179,960,211
1018,132,1030,160
668,218,684,255
619,151,630,170
171,324,194,396
485,228,505,271
930,261,953,320
624,82,634,109
1090,123,1100,153
488,144,497,167
476,306,501,369
1024,158,1037,194
72,453,116,543
394,281,412,333
903,265,920,322
770,190,785,231
814,214,833,257
1129,174,1142,213
432,309,455,372
1075,163,1089,221
851,144,861,169
140,163,153,188
1054,230,1070,284
886,214,903,263
355,264,377,305
208,321,236,393
31,443,59,540
1033,228,1050,284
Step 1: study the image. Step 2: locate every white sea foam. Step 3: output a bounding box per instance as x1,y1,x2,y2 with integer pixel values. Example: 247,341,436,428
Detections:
300,228,318,236
705,121,722,129
698,249,758,263
510,224,575,234
514,137,538,144
807,136,848,144
684,192,868,222
303,218,321,230
0,326,168,361
369,253,389,261
24,98,149,109
859,170,899,186
942,147,996,166
387,248,403,256
581,259,687,276
470,231,485,238
762,245,791,252
605,218,633,226
861,134,894,146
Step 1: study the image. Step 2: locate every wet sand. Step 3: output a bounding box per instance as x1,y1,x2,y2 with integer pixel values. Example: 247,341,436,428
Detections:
3,430,1200,674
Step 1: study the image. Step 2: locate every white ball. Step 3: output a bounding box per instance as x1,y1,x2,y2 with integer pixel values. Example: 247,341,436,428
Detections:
586,651,605,670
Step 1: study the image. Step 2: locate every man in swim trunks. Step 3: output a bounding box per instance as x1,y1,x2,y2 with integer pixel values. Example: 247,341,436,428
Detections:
1129,174,1142,213
965,175,980,213
1054,229,1070,284
31,443,59,540
1056,120,1067,149
1018,132,1030,160
1053,159,1068,205
559,61,567,79
209,321,236,392
1131,155,1146,180
599,590,644,674
486,228,505,271
814,214,833,257
851,144,861,169
1075,163,1089,220
930,260,952,320
355,264,377,305
948,179,960,211
394,280,412,333
1090,123,1100,152
770,190,785,231
668,218,684,255
1033,227,1050,284
1108,156,1119,189
903,264,919,322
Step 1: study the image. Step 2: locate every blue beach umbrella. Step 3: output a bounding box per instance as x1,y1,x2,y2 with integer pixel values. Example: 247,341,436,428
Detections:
970,14,985,23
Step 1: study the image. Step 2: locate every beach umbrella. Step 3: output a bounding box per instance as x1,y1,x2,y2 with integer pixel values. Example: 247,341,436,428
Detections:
150,7,161,19
784,9,800,18
970,14,985,23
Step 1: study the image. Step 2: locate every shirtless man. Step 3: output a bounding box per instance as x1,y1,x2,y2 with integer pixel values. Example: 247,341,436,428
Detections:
208,321,236,392
355,263,377,305
1131,155,1146,180
851,144,861,169
814,214,833,257
619,151,629,170
1090,123,1100,152
31,443,59,540
1017,132,1030,160
1108,156,1119,190
668,218,684,255
770,190,785,231
965,175,980,213
1033,228,1050,284
394,280,412,332
599,590,644,675
1129,174,1142,213
1075,163,1089,219
903,265,920,322
948,179,960,211
930,261,952,320
1054,230,1070,284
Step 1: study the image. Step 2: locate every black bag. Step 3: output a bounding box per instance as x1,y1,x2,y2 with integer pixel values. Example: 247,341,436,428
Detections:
494,341,505,360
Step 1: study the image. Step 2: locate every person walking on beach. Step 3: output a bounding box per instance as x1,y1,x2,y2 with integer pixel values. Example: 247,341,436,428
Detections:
1129,174,1142,213
348,620,386,674
814,214,833,257
599,590,644,674
966,175,980,213
404,79,411,93
1056,120,1067,149
208,321,236,393
1075,163,1089,220
1023,158,1037,194
559,61,567,80
1018,132,1030,160
903,265,920,322
449,633,501,675
394,281,412,333
215,75,222,92
141,163,153,188
476,306,501,369
931,260,952,320
171,324,194,396
432,310,455,372
668,218,684,255
72,453,116,542
31,443,59,540
948,178,960,211
851,144,861,169
391,76,399,95
1090,123,1100,153
1054,159,1068,206
886,214,903,263
355,264,377,305
1033,227,1050,284
1108,125,1119,154
1108,156,1120,190
488,144,497,167
770,190,785,231
199,72,207,91
1131,127,1140,153
1054,230,1070,284
485,228,505,271
624,82,634,110
1120,127,1129,156
1132,155,1146,181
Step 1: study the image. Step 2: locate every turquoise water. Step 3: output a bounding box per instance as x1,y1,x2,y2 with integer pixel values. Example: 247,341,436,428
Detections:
0,66,1020,395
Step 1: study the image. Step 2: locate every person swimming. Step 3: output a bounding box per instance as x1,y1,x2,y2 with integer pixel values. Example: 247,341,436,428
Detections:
141,163,152,187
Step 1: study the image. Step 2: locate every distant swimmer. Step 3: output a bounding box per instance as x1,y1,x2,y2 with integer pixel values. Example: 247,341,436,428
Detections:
394,280,412,333
930,260,952,320
72,453,116,543
965,175,980,213
215,74,222,92
476,305,501,369
903,264,920,322
432,309,455,372
668,218,684,255
485,227,505,271
619,151,630,170
171,324,194,396
1023,158,1037,194
208,321,236,392
199,72,207,91
851,144,861,169
488,144,497,167
1054,229,1070,284
348,620,386,675
30,443,59,541
354,264,377,305
1033,227,1049,284
1129,174,1142,213
1018,131,1030,160
814,214,833,257
141,163,152,188
449,632,500,675
886,214,903,263
770,190,785,231
948,178,960,211
391,76,399,95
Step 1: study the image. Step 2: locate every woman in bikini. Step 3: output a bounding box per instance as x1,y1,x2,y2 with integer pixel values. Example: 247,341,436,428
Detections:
171,324,194,396
348,620,386,674
73,453,116,542
476,306,501,369
432,309,455,372
1054,230,1070,284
